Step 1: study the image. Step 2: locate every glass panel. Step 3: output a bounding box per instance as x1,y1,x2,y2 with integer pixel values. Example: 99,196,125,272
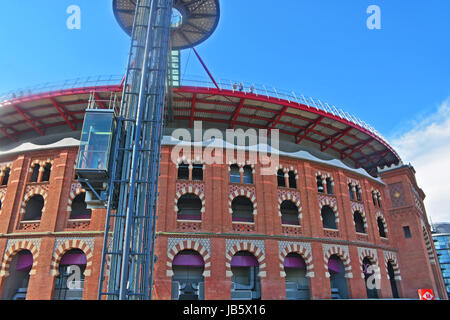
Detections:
77,111,114,171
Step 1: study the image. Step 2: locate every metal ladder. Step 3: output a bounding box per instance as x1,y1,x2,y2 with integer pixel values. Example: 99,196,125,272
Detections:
98,0,174,300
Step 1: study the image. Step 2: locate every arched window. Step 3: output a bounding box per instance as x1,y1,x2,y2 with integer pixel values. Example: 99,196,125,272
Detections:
53,249,87,300
177,194,202,221
317,176,324,193
387,261,399,298
362,257,379,299
230,164,240,184
243,165,253,184
328,255,349,299
284,253,310,300
70,193,92,220
280,200,299,226
231,196,254,223
192,164,203,181
277,169,286,187
321,205,337,229
177,162,189,180
22,195,44,221
30,164,40,183
326,178,333,195
356,185,362,201
377,195,382,208
231,251,261,300
372,192,377,206
171,250,205,300
41,163,51,182
377,217,387,238
1,250,33,300
348,184,355,200
288,171,297,189
1,167,10,186
353,211,366,233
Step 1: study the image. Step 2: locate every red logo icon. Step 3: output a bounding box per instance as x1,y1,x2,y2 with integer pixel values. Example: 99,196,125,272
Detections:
418,289,434,300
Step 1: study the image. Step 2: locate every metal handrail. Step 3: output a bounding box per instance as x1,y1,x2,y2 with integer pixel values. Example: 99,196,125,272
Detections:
0,74,390,146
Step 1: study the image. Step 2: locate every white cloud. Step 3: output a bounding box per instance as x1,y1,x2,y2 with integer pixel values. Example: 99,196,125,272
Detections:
391,99,450,224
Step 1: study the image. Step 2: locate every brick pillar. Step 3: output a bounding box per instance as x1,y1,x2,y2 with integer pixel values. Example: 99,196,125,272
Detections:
346,246,367,299
153,235,171,300
301,163,321,238
205,238,229,300
260,240,285,299
309,242,331,299
82,236,103,300
377,249,393,298
255,167,278,236
26,237,55,300
211,163,227,234
335,171,355,242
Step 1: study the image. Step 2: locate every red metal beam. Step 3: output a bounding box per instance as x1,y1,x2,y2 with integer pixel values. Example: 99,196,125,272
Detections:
0,127,16,141
269,106,288,131
230,98,245,129
49,98,76,131
296,116,324,144
192,48,220,90
321,127,353,152
94,92,106,110
342,139,374,160
12,104,44,135
190,93,197,128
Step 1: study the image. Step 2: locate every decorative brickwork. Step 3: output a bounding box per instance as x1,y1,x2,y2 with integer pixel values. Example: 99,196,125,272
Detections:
66,182,85,213
228,185,257,216
351,201,368,232
174,183,206,215
318,194,339,225
358,247,379,278
225,239,266,278
388,183,407,208
0,239,41,277
166,238,211,277
375,211,388,237
278,241,314,278
383,251,401,280
322,244,352,278
50,238,94,276
277,189,302,220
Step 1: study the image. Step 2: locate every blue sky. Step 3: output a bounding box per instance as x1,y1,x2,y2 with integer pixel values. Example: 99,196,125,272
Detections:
0,1,449,220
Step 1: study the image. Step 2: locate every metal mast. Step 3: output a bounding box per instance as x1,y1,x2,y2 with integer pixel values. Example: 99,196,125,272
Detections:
97,0,220,300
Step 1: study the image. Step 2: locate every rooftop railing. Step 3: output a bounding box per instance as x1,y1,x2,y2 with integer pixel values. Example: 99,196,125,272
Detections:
0,74,390,146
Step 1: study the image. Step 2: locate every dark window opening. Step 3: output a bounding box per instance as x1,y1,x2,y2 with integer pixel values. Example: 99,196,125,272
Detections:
2,168,10,186
177,194,202,221
348,184,355,201
329,255,349,299
41,164,51,182
377,196,382,208
284,253,310,300
387,261,399,298
30,165,40,183
363,258,379,299
377,217,387,238
403,226,412,238
53,249,86,300
230,165,240,184
70,193,92,220
243,166,253,184
277,170,286,188
231,251,261,300
22,195,44,221
372,193,377,206
288,171,297,189
1,250,33,300
317,176,324,193
177,163,189,180
0,199,2,211
354,211,366,233
326,178,333,195
321,205,337,229
172,250,205,300
280,200,299,226
192,164,203,181
356,186,362,201
232,196,254,223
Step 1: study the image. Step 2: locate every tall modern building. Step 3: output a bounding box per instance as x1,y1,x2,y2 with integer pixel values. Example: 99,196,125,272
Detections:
432,223,450,299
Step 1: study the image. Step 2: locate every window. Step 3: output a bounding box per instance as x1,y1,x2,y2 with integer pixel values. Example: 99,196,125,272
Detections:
177,194,202,221
70,193,92,220
243,166,253,184
326,178,333,195
22,195,44,221
192,164,203,181
377,217,387,238
171,250,205,300
317,176,324,193
231,196,254,223
356,186,362,201
1,167,10,186
52,249,86,300
377,195,382,208
321,205,337,229
403,226,412,238
277,170,286,187
362,258,379,299
41,163,51,182
372,192,377,206
230,165,240,184
348,184,355,201
284,253,310,300
288,171,297,189
353,211,366,233
231,251,261,300
1,250,33,300
177,163,189,180
30,164,40,183
280,200,300,226
328,255,349,299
